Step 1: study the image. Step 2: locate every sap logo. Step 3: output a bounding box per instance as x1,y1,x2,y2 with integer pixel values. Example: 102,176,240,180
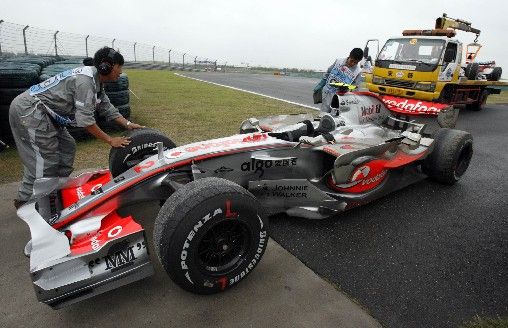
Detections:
103,246,136,270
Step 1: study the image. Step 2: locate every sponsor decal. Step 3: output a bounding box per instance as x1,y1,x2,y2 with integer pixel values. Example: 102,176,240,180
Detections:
131,143,158,155
241,158,297,177
340,144,356,150
409,38,417,45
380,95,448,114
114,176,125,183
228,230,267,287
242,133,268,143
103,246,137,271
108,226,123,238
214,166,234,174
361,104,382,116
180,207,224,284
88,242,146,268
396,71,404,78
166,151,184,159
333,160,388,193
217,276,228,291
90,236,100,250
388,64,416,71
225,200,239,218
270,184,308,198
134,160,155,173
339,97,360,106
184,134,268,153
76,187,86,200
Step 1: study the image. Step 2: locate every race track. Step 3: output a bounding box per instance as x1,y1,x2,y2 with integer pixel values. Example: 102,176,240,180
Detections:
182,72,508,328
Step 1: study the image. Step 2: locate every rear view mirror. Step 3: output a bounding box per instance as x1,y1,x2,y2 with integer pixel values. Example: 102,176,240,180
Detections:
363,46,369,59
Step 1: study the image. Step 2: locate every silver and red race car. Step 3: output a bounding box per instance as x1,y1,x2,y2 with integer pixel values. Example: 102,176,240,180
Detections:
17,89,473,308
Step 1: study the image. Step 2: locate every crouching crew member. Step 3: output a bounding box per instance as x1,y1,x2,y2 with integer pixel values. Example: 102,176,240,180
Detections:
9,47,143,209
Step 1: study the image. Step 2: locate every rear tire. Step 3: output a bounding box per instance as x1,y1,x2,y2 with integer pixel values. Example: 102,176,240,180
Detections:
465,89,488,111
423,128,473,185
108,128,176,177
487,67,502,81
154,177,268,294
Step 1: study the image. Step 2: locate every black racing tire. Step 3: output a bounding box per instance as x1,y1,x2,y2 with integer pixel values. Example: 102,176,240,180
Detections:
108,128,176,177
423,128,473,185
116,104,131,118
487,67,502,81
465,89,488,111
104,74,129,92
0,118,14,146
154,177,268,294
465,63,479,80
106,89,130,106
0,88,26,105
0,65,39,88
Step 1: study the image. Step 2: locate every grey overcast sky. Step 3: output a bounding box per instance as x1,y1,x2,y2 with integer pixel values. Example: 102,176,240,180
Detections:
2,0,508,71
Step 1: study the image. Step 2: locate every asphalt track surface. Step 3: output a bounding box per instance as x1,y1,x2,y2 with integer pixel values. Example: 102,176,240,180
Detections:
182,72,508,328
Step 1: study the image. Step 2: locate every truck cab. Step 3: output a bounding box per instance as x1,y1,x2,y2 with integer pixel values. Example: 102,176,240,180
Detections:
365,35,462,102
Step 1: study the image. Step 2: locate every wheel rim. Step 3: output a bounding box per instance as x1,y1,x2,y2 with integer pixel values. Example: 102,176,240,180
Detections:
197,219,251,275
454,142,473,178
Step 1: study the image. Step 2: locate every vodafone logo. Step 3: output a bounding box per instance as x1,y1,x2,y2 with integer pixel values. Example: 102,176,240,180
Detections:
334,161,388,192
380,96,448,114
108,226,123,238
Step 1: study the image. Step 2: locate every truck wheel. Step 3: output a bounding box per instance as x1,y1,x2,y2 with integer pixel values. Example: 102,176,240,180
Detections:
465,89,489,111
465,63,479,80
423,128,473,185
154,177,268,294
487,67,502,81
108,128,176,177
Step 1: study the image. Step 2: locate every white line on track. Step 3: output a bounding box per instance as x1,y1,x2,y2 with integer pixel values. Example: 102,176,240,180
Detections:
175,73,320,111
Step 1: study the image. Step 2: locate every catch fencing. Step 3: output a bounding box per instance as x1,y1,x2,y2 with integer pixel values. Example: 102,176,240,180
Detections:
0,20,222,70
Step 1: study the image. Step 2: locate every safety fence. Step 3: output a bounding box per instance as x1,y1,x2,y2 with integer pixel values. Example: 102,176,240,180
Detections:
0,20,222,70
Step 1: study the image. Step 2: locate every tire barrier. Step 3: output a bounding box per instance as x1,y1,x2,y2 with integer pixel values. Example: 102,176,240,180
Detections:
0,55,131,146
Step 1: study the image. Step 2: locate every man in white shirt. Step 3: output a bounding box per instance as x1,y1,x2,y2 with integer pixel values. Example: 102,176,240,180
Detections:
314,48,364,112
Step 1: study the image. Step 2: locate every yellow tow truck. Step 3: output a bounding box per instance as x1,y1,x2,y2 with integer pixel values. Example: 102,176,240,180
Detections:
364,13,507,114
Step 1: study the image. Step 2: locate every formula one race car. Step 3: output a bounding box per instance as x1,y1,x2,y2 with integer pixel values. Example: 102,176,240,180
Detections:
17,89,473,309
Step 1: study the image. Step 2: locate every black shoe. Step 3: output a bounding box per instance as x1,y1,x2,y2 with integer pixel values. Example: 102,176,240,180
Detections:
14,199,27,210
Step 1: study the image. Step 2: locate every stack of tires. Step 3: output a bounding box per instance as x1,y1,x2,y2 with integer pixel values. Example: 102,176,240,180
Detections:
0,57,46,145
101,73,131,131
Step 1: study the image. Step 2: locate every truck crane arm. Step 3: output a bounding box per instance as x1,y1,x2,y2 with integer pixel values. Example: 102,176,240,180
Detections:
435,13,480,40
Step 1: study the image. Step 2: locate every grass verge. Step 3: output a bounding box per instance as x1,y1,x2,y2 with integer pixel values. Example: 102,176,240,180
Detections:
459,316,508,328
0,69,311,184
488,90,508,104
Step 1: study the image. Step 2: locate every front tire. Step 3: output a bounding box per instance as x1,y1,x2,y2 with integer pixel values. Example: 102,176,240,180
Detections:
154,177,268,294
108,128,176,177
423,128,473,185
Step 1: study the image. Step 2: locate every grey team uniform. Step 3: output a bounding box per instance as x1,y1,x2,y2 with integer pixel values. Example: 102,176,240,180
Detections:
9,66,121,202
321,58,362,112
